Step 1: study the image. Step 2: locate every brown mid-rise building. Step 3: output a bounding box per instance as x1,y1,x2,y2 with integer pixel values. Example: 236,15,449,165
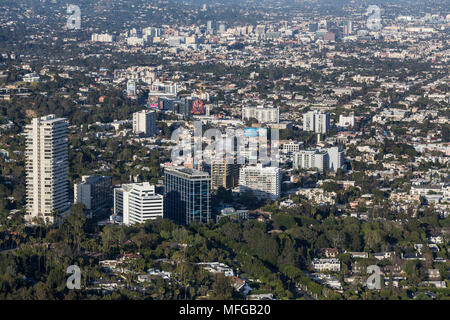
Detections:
210,159,239,190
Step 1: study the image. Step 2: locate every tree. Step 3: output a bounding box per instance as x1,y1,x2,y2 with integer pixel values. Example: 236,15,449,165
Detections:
321,181,340,193
273,214,297,231
34,282,52,300
211,273,232,299
66,203,87,253
403,260,426,285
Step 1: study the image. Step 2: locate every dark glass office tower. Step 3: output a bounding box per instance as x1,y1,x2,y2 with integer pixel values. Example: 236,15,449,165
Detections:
164,167,211,225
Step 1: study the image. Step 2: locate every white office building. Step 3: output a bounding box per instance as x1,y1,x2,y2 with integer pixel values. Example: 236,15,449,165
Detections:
293,150,329,172
303,110,330,134
242,105,279,123
133,110,157,137
239,164,282,200
114,182,163,225
25,115,69,224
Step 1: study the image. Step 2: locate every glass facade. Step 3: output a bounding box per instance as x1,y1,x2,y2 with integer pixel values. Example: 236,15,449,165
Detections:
164,167,211,225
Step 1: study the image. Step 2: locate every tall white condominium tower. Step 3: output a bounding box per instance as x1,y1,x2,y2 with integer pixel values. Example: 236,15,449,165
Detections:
132,110,157,137
303,110,330,134
239,164,282,200
25,115,69,224
114,182,163,225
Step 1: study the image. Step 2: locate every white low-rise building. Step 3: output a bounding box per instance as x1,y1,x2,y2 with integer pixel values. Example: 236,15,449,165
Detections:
91,33,114,43
338,113,355,128
197,262,235,277
312,258,341,272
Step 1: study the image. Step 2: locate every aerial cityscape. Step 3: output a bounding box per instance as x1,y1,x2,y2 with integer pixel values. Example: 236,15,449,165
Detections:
0,0,449,305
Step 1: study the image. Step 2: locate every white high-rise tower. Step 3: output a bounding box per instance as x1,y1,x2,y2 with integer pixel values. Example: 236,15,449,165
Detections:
25,115,69,224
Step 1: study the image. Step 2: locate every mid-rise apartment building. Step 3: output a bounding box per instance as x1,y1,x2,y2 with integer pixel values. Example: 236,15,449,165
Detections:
282,142,303,154
210,159,240,190
293,147,344,172
132,110,157,137
293,150,329,172
239,164,282,200
242,105,279,123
